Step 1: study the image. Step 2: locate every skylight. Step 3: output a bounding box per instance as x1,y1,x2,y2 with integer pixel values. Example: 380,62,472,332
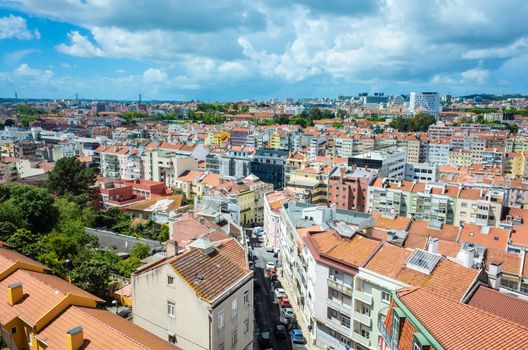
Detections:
406,249,441,275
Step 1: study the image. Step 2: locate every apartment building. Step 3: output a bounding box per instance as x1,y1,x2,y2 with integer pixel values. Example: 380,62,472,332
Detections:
263,189,296,249
348,149,406,180
379,287,528,350
357,244,484,350
250,148,288,190
427,141,450,165
132,235,253,350
143,150,198,187
0,247,177,350
327,166,377,212
286,166,331,204
455,187,505,227
218,147,253,179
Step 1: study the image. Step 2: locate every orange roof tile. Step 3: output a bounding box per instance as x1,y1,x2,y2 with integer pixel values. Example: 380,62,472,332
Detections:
398,288,528,349
365,243,479,301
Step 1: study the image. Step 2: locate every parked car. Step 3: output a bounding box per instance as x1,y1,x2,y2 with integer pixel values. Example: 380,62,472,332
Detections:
274,324,288,339
290,329,304,344
266,245,274,252
282,308,295,319
248,261,254,270
274,288,286,299
279,297,291,309
259,332,273,348
288,320,299,331
266,261,275,270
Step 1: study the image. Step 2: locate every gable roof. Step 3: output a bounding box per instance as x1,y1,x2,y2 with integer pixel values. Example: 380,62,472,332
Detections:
467,284,528,327
398,288,528,349
170,247,251,303
365,242,480,301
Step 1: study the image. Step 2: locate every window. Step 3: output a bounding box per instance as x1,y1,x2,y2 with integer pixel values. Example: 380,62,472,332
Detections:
232,330,238,346
167,275,174,285
244,319,249,334
11,327,16,334
392,308,402,341
218,310,225,329
167,301,175,318
168,333,176,344
381,291,391,303
361,328,370,339
232,299,238,318
244,290,249,304
341,315,351,328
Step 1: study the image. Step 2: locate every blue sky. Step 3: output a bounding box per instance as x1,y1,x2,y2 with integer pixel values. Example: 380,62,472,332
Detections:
0,0,528,101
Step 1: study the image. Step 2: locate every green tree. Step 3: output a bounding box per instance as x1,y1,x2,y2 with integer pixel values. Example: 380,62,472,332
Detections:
47,157,95,199
7,228,41,258
115,257,142,276
1,184,58,233
70,259,111,296
332,121,344,128
130,242,151,260
0,221,16,241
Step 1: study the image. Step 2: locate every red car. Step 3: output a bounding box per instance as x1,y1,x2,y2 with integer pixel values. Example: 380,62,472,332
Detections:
279,297,291,309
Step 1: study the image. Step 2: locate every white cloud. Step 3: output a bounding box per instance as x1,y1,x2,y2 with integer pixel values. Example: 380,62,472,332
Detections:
461,68,490,85
56,31,104,57
142,68,167,83
0,15,38,40
462,37,528,59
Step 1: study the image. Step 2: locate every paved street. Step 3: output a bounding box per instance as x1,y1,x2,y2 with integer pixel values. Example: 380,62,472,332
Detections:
250,238,292,350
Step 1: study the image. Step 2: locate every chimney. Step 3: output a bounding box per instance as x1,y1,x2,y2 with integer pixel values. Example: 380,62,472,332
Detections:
428,237,439,254
460,248,474,268
166,239,178,257
7,282,23,305
488,262,503,290
66,326,84,350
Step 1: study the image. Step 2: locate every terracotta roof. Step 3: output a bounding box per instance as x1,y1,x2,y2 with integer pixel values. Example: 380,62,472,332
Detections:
398,288,528,349
468,284,528,327
404,220,460,251
302,228,380,269
0,248,48,272
486,249,522,275
170,247,251,302
125,195,183,212
214,238,247,270
171,213,211,247
371,210,411,231
365,243,479,301
458,224,510,251
510,226,528,248
37,306,178,349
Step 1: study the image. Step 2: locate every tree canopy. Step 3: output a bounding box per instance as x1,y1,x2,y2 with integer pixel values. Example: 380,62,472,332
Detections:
388,114,437,132
47,157,95,201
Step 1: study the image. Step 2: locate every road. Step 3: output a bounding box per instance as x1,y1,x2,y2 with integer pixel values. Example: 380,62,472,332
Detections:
250,237,292,350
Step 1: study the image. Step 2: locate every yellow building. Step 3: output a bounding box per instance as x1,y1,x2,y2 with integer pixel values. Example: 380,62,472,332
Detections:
286,166,330,204
503,152,527,177
205,131,230,147
448,148,474,167
269,132,281,149
0,248,175,350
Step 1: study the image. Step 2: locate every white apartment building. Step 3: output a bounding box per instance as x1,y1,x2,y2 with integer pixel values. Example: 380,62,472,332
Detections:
133,237,253,350
427,142,450,165
409,92,440,117
143,150,198,187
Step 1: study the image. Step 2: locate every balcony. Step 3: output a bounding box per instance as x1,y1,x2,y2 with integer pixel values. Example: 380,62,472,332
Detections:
354,310,372,327
354,290,373,305
325,316,351,336
328,277,353,296
315,329,342,349
327,298,352,315
352,331,371,348
377,315,397,350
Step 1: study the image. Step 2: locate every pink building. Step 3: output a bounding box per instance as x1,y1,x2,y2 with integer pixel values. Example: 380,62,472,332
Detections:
327,166,377,212
264,190,296,249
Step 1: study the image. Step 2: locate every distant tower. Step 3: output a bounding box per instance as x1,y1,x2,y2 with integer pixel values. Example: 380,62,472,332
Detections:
139,94,142,103
14,91,18,99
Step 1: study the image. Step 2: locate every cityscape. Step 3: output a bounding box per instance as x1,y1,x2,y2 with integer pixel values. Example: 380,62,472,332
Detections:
1,1,528,350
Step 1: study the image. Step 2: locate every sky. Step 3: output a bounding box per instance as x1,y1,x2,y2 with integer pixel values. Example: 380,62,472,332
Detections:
0,0,527,101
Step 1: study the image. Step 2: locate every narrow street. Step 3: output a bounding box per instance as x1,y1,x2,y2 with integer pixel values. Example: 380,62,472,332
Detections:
250,237,292,350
